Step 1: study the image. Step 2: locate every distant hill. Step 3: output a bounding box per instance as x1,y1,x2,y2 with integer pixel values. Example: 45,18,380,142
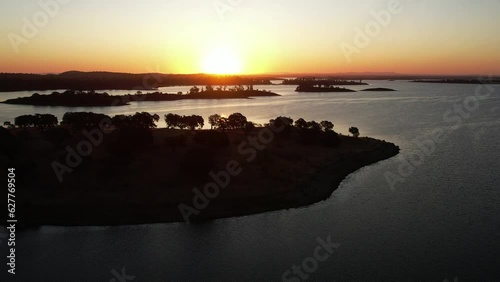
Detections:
0,71,274,92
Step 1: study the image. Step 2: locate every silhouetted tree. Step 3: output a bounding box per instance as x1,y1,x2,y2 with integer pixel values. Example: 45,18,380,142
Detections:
228,113,247,129
34,114,58,132
307,121,322,131
320,121,334,132
349,127,360,137
3,121,14,128
184,115,204,130
217,117,229,132
112,115,133,128
208,114,221,129
131,112,159,128
189,86,200,95
14,115,35,130
165,113,181,129
294,118,308,129
62,112,110,130
270,116,293,128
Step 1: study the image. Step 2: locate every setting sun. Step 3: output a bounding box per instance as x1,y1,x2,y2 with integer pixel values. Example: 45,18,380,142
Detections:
201,46,243,75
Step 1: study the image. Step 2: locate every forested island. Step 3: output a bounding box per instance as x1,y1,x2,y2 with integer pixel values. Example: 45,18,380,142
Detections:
0,112,399,225
295,84,356,92
1,86,279,107
283,77,368,86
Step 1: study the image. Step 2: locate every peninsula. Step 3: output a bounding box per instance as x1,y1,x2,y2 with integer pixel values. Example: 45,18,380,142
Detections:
0,114,399,225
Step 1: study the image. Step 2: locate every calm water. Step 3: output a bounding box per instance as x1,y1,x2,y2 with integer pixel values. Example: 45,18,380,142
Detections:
1,81,500,281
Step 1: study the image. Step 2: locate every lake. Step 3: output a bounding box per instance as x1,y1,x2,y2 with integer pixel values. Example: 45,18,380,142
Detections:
1,81,500,281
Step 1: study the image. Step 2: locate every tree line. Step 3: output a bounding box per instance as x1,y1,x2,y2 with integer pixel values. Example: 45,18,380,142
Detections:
3,112,360,137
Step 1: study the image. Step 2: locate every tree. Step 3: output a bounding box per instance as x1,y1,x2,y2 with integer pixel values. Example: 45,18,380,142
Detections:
349,127,360,137
270,116,293,128
228,113,248,129
132,112,159,128
189,86,200,95
14,115,35,130
165,113,181,129
307,121,322,131
217,117,229,132
34,114,58,132
62,112,110,130
208,114,221,130
206,85,214,92
320,121,334,132
184,115,204,130
294,118,307,129
112,114,133,128
3,121,14,128
177,118,188,130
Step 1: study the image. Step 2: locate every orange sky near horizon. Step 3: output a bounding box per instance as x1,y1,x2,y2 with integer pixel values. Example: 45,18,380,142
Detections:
1,0,500,76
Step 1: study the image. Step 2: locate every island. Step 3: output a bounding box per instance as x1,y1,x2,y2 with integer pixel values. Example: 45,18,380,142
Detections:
283,77,368,86
0,113,399,226
412,79,500,85
361,88,396,92
1,86,280,107
295,84,356,93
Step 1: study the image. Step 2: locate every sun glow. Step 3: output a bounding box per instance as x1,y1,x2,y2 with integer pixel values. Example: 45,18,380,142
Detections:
201,46,243,75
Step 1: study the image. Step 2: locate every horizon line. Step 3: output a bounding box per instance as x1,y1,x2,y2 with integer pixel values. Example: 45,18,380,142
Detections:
1,70,500,78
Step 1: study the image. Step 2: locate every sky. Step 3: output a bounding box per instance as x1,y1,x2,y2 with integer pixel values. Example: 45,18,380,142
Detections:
1,0,499,75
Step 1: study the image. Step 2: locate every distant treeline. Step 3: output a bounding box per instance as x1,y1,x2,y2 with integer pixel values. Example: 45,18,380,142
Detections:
0,71,274,92
412,79,500,85
283,77,368,86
